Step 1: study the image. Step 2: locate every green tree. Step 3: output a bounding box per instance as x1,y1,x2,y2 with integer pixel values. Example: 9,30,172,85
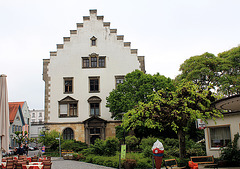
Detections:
122,81,222,158
218,46,240,95
177,52,223,90
14,131,28,147
106,70,174,119
177,46,240,96
39,130,62,151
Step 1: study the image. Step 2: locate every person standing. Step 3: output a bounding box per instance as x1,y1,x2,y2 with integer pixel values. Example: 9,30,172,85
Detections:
24,144,29,156
16,144,25,155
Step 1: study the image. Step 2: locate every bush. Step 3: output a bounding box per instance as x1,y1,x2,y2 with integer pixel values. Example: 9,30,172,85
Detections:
125,135,139,151
90,137,120,156
61,140,88,152
220,133,240,166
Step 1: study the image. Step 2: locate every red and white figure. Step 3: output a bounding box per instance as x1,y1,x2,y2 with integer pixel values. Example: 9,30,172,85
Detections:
152,140,164,169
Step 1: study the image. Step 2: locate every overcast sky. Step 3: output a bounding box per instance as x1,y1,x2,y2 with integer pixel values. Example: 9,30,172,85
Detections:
1,0,240,110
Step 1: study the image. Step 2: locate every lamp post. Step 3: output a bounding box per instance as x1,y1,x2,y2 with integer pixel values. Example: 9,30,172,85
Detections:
10,134,13,148
42,127,46,146
56,133,61,157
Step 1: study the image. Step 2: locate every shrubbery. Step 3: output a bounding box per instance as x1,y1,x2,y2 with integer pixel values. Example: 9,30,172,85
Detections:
61,139,88,152
90,137,119,156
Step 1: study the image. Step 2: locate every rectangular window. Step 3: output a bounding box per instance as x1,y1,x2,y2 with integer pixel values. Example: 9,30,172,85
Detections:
59,102,78,118
92,39,96,46
115,76,125,88
210,126,231,148
59,104,68,117
90,103,99,116
99,57,105,67
32,113,35,118
82,58,89,68
39,112,42,117
12,125,15,133
64,77,73,93
69,104,78,116
89,77,99,92
91,57,97,67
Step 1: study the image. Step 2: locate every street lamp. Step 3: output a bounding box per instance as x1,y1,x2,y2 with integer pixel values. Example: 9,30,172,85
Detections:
10,135,13,148
42,126,49,147
56,133,61,157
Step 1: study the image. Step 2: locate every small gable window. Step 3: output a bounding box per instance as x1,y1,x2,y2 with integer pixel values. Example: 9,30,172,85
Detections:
90,36,97,46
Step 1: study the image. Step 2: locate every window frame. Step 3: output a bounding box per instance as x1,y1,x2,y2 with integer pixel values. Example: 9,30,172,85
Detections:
208,125,231,149
98,57,106,68
90,36,97,46
88,96,102,117
63,77,74,94
89,77,100,93
58,97,78,118
115,75,125,88
63,127,74,140
82,53,106,69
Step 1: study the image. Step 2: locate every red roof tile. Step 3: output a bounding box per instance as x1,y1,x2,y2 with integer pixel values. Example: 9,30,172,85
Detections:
9,103,20,123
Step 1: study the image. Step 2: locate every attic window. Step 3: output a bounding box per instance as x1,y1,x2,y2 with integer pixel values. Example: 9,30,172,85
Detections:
91,36,97,46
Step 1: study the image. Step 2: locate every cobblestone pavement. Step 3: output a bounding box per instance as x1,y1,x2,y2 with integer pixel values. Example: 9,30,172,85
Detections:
51,157,116,169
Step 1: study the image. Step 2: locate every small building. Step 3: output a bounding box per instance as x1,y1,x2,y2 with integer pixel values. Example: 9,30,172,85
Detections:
42,9,145,144
29,109,45,138
204,94,240,157
9,102,25,147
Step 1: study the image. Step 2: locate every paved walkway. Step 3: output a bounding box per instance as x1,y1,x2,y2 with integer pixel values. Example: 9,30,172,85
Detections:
51,157,116,169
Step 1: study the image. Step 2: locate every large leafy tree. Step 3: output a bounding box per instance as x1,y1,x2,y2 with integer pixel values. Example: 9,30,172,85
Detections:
177,52,223,90
122,81,222,158
106,70,174,119
218,46,240,95
177,46,240,96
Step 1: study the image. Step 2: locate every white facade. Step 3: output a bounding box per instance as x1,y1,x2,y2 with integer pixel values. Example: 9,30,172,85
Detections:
30,109,44,123
29,109,44,138
43,9,145,144
205,95,240,158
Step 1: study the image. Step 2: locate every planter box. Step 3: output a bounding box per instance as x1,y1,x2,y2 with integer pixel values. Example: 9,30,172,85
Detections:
63,155,69,160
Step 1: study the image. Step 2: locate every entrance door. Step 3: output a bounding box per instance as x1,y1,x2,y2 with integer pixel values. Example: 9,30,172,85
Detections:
90,135,100,144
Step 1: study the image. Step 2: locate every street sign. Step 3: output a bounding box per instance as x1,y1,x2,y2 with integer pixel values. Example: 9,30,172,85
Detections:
40,135,45,136
121,144,126,159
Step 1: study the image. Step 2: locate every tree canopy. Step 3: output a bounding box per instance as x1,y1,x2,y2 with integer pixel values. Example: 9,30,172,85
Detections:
177,46,240,96
106,70,174,119
122,81,222,158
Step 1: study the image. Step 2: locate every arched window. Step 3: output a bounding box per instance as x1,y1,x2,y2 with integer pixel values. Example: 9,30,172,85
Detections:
63,128,74,140
88,96,102,116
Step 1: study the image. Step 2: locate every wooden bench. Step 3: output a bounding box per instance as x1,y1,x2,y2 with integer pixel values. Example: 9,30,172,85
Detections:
164,159,186,169
190,156,218,169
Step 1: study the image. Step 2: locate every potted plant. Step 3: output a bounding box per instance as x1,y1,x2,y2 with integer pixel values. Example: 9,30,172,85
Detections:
123,158,137,169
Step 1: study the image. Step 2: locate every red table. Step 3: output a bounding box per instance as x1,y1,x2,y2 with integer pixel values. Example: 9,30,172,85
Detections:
23,164,43,169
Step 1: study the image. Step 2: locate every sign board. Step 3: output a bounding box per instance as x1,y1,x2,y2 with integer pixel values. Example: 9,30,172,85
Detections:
40,135,45,137
196,119,206,129
42,146,45,153
121,144,126,159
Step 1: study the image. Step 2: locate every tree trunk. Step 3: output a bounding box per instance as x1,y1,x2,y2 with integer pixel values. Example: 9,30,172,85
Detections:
178,129,186,159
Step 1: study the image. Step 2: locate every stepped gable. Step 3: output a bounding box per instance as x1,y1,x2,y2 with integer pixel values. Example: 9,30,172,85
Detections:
49,9,141,58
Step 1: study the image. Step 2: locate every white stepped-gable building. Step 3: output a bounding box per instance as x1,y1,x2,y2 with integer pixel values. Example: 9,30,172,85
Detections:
43,9,145,144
